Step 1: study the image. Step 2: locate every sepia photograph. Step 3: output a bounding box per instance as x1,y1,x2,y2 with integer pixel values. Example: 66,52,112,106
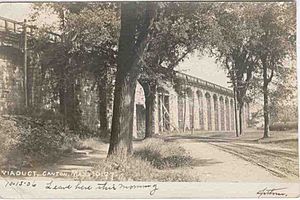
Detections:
0,1,298,198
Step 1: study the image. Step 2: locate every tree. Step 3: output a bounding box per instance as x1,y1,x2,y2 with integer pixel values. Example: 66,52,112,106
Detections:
108,2,156,155
31,3,86,130
208,3,260,136
31,3,120,134
252,3,296,138
139,2,213,137
65,3,119,137
269,62,297,123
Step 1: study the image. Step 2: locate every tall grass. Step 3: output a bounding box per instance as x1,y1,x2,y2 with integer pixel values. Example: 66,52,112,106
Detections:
90,138,197,182
90,155,198,182
133,138,193,169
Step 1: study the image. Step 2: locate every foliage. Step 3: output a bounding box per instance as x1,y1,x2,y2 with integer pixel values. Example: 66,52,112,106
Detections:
133,138,193,169
269,122,298,131
139,2,213,83
0,117,20,165
207,2,296,136
137,2,214,139
248,2,295,137
248,62,297,125
16,116,78,161
88,138,197,181
253,2,296,67
31,3,119,78
89,154,199,182
268,65,297,123
19,2,297,152
30,3,119,132
0,114,79,168
209,3,260,107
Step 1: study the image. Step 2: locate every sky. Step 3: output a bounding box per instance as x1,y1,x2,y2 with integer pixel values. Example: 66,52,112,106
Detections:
0,3,31,21
0,3,231,88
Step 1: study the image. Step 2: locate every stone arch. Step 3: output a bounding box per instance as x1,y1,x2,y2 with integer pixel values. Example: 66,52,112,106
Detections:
225,97,230,131
205,92,212,131
197,90,204,130
134,82,146,138
230,99,235,130
219,96,225,131
157,87,170,132
213,94,219,131
186,88,194,131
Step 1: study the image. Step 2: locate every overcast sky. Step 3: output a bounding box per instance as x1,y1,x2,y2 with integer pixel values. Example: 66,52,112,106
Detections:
0,2,231,88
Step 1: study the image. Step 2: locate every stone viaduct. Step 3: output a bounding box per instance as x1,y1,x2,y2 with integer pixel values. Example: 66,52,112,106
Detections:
133,72,249,137
0,16,250,138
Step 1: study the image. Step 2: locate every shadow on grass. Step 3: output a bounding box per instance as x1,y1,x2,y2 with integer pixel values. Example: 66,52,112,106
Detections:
133,148,222,170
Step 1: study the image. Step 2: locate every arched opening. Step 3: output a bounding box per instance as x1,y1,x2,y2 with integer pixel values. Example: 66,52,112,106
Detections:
157,87,170,132
197,90,204,130
205,92,212,131
219,96,225,131
225,97,230,131
213,94,219,131
134,83,146,138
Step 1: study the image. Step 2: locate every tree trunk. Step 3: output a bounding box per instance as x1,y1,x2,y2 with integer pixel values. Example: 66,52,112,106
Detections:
98,75,109,138
183,93,186,132
140,81,157,138
65,77,81,131
58,65,66,125
108,2,155,156
108,2,140,156
233,87,239,137
239,105,243,135
108,73,137,155
263,62,270,138
57,60,81,131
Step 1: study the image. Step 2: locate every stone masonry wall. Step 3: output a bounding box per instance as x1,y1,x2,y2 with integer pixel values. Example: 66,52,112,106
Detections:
0,57,24,114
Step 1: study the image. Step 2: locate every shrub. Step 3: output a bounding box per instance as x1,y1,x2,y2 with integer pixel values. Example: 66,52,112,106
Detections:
0,115,79,168
88,155,199,182
25,108,96,138
17,117,79,163
133,138,193,169
0,117,20,165
86,138,198,182
269,121,298,131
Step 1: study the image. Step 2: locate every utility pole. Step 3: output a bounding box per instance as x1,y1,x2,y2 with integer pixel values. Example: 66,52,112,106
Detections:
23,19,28,108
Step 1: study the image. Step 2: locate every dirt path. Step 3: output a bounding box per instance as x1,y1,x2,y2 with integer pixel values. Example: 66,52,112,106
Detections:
207,141,299,180
174,140,285,182
165,131,298,181
20,140,109,180
48,142,108,177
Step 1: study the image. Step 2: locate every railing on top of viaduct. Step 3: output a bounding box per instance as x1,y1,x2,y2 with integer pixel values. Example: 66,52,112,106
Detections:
0,16,61,44
176,71,233,97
